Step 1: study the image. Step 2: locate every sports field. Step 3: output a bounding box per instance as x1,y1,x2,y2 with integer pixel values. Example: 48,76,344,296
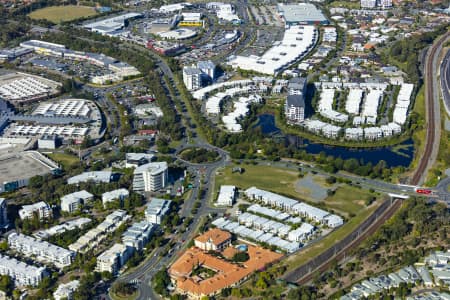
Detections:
28,5,98,24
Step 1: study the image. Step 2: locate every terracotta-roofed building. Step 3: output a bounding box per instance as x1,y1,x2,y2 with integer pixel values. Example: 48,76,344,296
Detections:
168,246,282,299
138,129,158,136
194,228,232,251
222,246,239,260
364,43,375,50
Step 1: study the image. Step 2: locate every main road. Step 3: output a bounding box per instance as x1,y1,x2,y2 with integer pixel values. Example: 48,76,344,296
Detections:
101,12,450,300
112,150,229,300
283,32,450,285
410,32,450,185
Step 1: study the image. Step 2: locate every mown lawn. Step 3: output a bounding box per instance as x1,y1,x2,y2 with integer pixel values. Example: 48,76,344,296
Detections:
409,86,426,171
215,164,299,199
325,185,373,217
47,152,80,170
329,0,360,9
215,164,376,216
28,5,97,24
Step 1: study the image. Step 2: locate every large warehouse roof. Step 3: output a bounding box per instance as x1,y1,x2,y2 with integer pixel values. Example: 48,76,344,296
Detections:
277,3,328,25
228,26,317,75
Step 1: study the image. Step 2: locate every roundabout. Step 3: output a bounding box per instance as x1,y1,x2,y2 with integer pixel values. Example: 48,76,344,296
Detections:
177,147,221,164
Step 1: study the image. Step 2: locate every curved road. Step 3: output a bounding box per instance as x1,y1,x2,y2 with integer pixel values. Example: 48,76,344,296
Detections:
283,32,450,285
105,18,450,300
410,32,449,185
439,49,450,116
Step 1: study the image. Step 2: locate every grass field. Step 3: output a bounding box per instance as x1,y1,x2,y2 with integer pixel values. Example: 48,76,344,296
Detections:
215,164,375,216
424,101,450,186
409,86,426,171
329,0,360,9
215,164,299,198
28,5,97,24
47,152,80,170
325,185,372,217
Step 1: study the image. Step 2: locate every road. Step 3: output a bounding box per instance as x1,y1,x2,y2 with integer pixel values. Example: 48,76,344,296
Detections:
410,32,449,185
113,154,228,300
282,32,450,284
78,10,450,299
439,48,450,116
108,85,230,300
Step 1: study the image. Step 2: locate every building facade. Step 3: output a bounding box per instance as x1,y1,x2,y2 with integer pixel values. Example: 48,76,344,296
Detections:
145,198,172,224
0,254,47,286
96,243,130,275
183,67,203,91
102,189,129,207
8,232,75,268
60,190,93,213
122,221,156,251
361,0,377,8
54,280,80,300
19,201,52,220
285,95,305,124
194,228,232,251
0,198,8,229
133,162,168,192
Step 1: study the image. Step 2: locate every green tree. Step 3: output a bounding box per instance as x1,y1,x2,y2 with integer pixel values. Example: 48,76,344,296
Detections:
256,275,268,289
0,275,13,295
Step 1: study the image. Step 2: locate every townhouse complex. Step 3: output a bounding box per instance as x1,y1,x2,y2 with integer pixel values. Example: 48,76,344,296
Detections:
0,254,47,287
8,232,75,268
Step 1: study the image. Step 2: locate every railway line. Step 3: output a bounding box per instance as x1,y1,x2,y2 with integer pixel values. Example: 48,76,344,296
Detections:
410,32,449,185
295,199,402,285
285,33,448,285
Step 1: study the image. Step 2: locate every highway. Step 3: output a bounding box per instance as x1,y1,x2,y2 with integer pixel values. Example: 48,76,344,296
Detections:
83,7,450,299
88,37,450,300
439,49,450,116
283,32,450,285
410,32,449,185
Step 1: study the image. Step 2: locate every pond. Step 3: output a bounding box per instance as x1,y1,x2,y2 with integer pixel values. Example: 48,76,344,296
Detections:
254,114,414,168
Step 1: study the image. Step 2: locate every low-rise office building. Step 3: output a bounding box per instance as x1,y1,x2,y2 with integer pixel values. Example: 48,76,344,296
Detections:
68,171,114,184
96,243,130,275
19,201,52,220
122,221,156,251
61,190,93,213
102,189,129,207
216,185,236,206
125,153,155,168
53,280,80,300
145,198,172,225
8,232,75,268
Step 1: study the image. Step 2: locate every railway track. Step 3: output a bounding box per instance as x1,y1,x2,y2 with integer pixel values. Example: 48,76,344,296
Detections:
410,32,449,185
295,199,402,285
286,33,449,285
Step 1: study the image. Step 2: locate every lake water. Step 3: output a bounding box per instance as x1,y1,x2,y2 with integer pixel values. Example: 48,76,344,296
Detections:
255,114,414,167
